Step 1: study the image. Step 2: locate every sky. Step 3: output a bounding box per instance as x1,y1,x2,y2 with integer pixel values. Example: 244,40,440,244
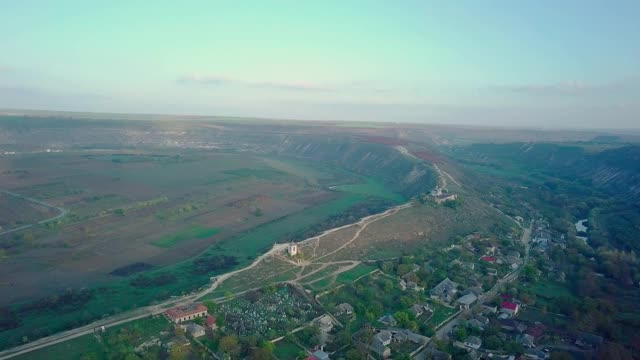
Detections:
1,0,639,128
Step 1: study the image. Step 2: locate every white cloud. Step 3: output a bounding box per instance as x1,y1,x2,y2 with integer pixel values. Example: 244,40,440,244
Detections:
177,73,332,92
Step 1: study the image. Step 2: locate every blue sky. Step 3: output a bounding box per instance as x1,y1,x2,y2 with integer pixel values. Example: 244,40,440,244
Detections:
1,0,639,128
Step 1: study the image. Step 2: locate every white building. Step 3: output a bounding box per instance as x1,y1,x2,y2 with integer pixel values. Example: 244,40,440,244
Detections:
287,243,298,256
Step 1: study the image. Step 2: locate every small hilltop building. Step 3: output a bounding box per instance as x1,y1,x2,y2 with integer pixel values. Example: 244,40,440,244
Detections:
288,243,298,256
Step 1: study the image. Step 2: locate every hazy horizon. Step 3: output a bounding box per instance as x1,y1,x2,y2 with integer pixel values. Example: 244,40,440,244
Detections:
2,1,639,128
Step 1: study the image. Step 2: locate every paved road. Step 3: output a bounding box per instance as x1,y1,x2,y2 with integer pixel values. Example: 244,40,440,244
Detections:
0,201,414,360
0,190,68,236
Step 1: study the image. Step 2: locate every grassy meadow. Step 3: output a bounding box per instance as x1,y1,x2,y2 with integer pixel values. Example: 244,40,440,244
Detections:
0,150,408,351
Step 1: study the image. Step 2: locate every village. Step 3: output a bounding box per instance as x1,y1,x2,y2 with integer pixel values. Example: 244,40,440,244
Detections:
4,178,608,360
139,207,564,360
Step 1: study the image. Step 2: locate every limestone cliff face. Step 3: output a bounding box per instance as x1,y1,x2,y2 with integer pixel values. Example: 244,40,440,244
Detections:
456,142,640,201
587,146,640,198
271,135,437,198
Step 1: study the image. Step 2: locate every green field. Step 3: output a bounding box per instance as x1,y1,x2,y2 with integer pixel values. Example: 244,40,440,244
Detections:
152,226,221,248
426,301,457,328
334,177,405,203
16,316,172,360
335,263,377,285
273,339,303,359
532,280,574,300
208,193,368,258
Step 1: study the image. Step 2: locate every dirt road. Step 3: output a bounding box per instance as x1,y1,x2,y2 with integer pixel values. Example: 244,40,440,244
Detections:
0,201,413,360
0,190,68,236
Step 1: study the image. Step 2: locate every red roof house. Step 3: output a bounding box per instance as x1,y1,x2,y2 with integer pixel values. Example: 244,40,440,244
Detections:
166,303,208,323
206,315,218,330
501,301,520,316
481,256,496,263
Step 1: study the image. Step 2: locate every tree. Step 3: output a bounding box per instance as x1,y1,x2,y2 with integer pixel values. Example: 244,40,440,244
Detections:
174,326,185,337
203,300,218,313
219,335,240,355
250,348,272,360
168,345,188,360
454,327,467,341
346,349,367,360
483,335,502,350
261,341,275,353
356,328,373,344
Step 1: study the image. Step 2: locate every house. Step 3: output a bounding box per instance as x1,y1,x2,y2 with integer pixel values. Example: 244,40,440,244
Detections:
430,278,459,303
315,315,334,334
378,314,397,326
468,315,489,330
185,323,206,338
481,256,496,263
393,331,408,342
457,293,478,309
519,333,536,348
499,319,527,333
464,336,482,350
482,305,498,314
370,339,391,358
375,330,392,346
487,268,498,276
399,279,407,290
407,281,424,292
461,287,483,297
463,262,476,270
467,319,485,330
475,315,489,325
166,303,208,323
287,243,298,256
434,193,458,204
464,243,477,253
505,256,522,266
409,304,424,317
406,331,429,345
501,301,520,316
312,349,330,360
205,315,217,330
335,303,354,316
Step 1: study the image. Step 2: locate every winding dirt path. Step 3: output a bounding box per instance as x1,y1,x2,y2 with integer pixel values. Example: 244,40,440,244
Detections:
0,190,68,236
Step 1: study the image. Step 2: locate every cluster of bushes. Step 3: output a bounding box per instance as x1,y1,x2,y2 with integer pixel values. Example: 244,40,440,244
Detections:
130,273,177,288
21,288,94,314
192,255,238,275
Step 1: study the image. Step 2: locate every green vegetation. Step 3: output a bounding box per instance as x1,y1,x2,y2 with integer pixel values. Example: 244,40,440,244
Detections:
16,316,172,360
152,225,221,248
209,193,367,258
333,177,406,203
273,339,303,359
335,263,377,285
224,167,288,180
424,302,456,328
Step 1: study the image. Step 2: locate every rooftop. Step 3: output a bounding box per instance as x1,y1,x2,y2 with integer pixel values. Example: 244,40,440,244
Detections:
166,303,207,319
